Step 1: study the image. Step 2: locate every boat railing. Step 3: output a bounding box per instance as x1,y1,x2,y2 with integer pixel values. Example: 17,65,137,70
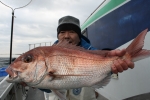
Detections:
0,75,27,100
0,75,48,100
29,42,51,50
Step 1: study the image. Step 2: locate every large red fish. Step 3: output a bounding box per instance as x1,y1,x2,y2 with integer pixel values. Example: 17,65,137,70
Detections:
6,29,150,100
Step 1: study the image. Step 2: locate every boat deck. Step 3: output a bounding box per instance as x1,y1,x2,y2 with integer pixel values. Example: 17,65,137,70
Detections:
26,88,45,100
0,76,14,100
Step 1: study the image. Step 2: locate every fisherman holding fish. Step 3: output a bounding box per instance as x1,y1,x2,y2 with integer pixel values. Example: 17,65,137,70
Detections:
6,15,150,100
41,15,134,100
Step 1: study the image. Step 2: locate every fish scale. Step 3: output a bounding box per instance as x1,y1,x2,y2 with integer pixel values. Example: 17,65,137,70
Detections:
46,56,115,89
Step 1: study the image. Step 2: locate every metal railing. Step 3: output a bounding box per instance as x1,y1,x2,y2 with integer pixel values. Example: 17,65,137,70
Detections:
0,76,27,100
29,42,51,50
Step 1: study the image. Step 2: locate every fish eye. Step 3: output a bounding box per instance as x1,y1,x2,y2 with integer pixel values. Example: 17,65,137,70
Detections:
23,55,33,63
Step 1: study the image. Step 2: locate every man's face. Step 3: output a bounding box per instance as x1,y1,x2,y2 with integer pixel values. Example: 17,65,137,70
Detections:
58,30,80,45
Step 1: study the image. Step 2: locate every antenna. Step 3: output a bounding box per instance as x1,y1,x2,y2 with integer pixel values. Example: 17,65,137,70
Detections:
0,0,33,64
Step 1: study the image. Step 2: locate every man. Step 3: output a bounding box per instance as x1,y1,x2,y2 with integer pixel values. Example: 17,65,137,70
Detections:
56,15,134,73
43,15,134,100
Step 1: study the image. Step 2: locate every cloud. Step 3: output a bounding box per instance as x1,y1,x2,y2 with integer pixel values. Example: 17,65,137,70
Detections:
0,0,104,57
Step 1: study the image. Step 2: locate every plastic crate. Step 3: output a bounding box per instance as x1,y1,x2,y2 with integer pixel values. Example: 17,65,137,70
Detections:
0,67,8,77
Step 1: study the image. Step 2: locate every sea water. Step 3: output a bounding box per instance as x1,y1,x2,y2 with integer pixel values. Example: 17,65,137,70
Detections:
0,57,16,81
0,57,10,68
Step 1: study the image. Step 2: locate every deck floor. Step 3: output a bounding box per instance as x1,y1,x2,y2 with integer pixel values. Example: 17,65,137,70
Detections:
25,88,45,100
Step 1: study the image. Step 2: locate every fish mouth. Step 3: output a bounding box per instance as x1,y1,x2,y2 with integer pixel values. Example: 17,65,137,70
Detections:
5,67,19,81
6,76,19,83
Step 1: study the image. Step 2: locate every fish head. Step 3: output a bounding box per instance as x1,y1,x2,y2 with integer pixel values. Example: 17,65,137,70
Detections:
6,47,48,85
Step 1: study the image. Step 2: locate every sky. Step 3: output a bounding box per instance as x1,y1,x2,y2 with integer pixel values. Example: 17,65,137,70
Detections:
0,0,104,57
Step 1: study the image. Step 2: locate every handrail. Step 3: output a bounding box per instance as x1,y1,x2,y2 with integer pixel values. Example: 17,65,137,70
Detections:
0,75,9,85
0,75,14,100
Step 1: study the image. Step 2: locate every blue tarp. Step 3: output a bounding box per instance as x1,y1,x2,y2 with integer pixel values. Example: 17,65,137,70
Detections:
0,67,8,77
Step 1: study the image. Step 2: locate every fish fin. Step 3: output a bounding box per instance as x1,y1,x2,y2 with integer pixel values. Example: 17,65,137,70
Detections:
51,89,67,100
53,40,85,51
87,50,110,57
125,28,150,62
92,74,111,88
53,40,109,57
132,49,150,62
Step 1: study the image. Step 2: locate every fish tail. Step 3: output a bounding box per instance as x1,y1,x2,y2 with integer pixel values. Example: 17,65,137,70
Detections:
125,29,150,62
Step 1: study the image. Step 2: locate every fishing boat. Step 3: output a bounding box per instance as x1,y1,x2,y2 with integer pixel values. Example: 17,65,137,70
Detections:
0,0,150,100
81,0,150,100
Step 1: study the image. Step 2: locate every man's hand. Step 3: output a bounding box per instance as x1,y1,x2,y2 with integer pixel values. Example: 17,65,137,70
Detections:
107,49,134,74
